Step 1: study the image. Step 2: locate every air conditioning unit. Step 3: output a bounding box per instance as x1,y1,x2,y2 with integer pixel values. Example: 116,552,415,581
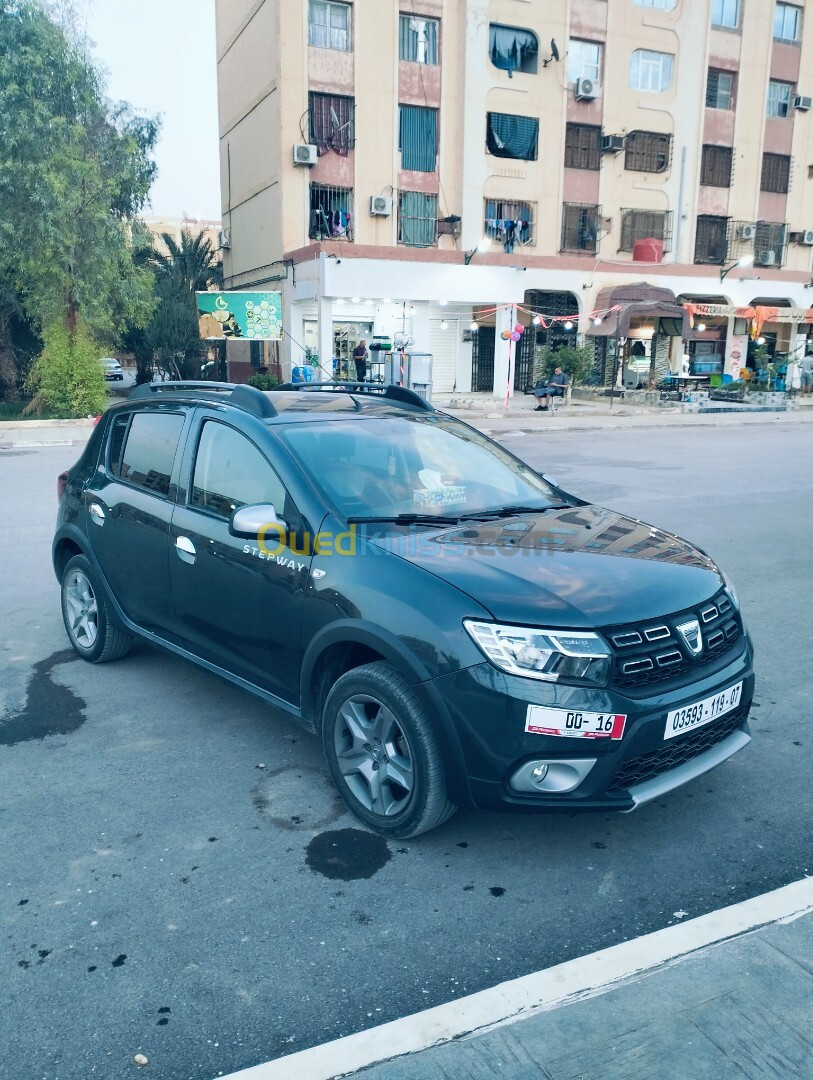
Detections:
601,134,626,153
794,95,813,111
758,250,777,266
370,195,393,217
801,229,813,245
574,78,598,101
292,143,318,166
737,223,757,241
218,228,231,250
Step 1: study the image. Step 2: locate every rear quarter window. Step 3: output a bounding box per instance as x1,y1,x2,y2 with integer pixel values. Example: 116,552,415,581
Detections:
117,411,185,497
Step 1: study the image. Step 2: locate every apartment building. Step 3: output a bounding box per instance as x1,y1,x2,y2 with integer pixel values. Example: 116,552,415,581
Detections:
215,0,813,393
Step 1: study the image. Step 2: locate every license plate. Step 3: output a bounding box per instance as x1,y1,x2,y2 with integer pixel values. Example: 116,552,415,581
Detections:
525,706,627,740
664,681,743,741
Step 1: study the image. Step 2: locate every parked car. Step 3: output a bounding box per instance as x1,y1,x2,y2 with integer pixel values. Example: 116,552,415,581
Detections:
53,381,754,837
100,358,123,381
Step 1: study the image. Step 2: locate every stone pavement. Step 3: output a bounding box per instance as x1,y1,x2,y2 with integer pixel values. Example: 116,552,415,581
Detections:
355,908,813,1079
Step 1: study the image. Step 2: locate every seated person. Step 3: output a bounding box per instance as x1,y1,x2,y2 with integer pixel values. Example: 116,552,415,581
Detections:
533,367,568,411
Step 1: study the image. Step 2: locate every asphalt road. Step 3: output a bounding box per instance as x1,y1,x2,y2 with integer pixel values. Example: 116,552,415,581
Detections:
1,423,811,1080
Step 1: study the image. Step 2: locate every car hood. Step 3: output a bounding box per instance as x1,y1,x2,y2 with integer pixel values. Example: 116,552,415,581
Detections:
370,505,723,629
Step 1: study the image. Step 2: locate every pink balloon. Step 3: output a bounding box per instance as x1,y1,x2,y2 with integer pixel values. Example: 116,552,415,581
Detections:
510,331,521,341
514,323,523,333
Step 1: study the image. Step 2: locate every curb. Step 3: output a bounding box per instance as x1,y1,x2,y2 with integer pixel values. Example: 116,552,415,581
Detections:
219,877,813,1080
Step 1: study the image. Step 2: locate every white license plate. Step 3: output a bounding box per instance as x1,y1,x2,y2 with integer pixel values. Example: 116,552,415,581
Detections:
664,681,743,741
525,706,627,740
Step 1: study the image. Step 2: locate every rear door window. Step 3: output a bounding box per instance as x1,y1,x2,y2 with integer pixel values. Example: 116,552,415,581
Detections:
118,412,185,497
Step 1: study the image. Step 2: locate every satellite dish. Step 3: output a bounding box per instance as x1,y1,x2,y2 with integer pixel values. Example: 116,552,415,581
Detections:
543,39,561,67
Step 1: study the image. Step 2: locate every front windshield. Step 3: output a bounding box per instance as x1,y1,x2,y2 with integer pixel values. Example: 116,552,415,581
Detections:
282,414,566,520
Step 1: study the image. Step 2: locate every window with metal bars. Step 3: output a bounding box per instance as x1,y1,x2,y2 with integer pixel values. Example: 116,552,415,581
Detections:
754,221,787,267
700,145,733,187
309,184,354,241
620,209,673,253
624,131,672,173
308,93,355,156
399,14,439,64
706,69,734,109
398,191,438,247
561,203,600,254
399,105,438,172
484,200,535,246
761,153,791,193
564,123,601,170
694,216,730,264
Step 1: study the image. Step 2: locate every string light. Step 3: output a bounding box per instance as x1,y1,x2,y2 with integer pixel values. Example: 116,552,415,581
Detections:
470,321,478,332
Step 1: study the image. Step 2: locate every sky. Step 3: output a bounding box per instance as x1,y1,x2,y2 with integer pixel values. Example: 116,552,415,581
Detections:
82,0,221,221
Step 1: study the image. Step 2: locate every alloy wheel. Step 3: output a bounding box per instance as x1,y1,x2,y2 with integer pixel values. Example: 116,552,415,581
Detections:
64,570,99,649
333,694,415,817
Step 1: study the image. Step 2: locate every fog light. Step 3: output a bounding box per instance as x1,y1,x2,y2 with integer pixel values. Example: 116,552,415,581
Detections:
510,758,597,795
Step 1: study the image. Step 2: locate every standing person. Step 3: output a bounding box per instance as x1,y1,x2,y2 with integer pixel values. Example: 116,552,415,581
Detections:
353,339,368,381
801,350,813,396
533,366,568,411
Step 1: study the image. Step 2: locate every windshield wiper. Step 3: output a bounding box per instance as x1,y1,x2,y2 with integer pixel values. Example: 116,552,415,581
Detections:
459,504,569,520
346,513,462,526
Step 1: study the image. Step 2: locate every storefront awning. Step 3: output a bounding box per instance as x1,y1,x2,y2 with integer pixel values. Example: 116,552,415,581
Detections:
589,283,690,338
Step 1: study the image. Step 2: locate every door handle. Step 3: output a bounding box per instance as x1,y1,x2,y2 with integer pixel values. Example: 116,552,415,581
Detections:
175,535,196,565
89,502,106,526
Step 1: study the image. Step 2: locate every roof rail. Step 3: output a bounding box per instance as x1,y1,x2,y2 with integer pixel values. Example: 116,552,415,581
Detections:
128,381,277,418
275,381,434,412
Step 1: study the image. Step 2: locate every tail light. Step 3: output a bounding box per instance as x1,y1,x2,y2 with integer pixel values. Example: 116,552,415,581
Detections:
57,471,68,502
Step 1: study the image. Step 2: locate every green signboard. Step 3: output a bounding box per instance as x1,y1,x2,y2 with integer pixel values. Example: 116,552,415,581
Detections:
196,291,282,340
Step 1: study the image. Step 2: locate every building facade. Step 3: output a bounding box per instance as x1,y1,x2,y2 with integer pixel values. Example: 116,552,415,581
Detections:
215,0,813,393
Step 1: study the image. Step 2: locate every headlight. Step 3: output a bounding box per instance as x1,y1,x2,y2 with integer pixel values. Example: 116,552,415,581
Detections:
463,620,612,687
722,571,740,609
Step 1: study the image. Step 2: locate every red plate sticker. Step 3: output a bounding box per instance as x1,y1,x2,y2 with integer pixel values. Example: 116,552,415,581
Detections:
525,706,627,740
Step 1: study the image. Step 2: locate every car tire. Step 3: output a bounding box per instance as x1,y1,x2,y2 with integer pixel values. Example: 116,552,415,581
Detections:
60,554,133,664
322,662,457,838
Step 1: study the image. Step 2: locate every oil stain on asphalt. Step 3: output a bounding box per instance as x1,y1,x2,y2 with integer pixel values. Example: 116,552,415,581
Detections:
0,651,84,746
305,828,391,881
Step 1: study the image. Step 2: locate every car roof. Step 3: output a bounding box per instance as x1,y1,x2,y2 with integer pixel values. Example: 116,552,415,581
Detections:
120,382,436,425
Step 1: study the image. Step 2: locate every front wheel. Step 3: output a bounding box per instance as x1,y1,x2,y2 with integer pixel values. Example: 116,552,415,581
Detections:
322,662,456,838
60,554,133,663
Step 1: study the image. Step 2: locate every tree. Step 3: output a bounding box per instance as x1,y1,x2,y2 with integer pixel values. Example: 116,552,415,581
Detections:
146,277,205,381
0,0,158,407
151,228,223,293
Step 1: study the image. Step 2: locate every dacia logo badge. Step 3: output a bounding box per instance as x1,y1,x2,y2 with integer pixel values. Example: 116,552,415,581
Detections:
677,618,703,656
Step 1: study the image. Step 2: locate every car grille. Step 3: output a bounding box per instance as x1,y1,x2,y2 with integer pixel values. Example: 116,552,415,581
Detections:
604,591,743,690
608,702,749,792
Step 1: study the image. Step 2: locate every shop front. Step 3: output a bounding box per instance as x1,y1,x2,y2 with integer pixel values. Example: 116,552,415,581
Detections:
588,283,691,389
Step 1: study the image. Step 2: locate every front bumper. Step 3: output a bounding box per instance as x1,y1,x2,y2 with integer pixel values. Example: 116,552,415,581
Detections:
432,633,754,813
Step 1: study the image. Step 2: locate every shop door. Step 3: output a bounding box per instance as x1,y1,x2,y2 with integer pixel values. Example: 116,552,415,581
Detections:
471,326,495,391
428,318,458,393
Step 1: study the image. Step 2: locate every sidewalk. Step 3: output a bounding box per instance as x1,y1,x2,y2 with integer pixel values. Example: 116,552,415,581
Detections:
225,878,813,1080
2,398,813,449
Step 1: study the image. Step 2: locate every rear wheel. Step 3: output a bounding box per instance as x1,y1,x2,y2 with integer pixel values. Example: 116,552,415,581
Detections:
322,662,456,838
60,554,133,663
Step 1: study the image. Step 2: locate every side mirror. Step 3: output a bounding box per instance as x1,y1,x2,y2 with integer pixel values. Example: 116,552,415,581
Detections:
229,503,287,539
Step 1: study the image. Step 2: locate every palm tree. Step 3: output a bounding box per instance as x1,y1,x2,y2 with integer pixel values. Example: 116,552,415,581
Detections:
151,227,223,293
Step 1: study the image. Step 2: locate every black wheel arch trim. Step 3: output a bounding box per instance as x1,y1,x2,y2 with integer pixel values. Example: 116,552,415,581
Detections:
301,621,472,807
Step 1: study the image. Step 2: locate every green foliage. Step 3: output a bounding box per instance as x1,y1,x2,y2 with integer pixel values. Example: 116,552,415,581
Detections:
25,321,107,416
151,228,223,293
146,277,205,380
247,372,281,390
0,0,159,390
533,343,594,387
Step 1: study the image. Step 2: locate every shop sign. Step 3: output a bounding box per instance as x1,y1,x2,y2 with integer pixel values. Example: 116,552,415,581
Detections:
196,291,282,340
